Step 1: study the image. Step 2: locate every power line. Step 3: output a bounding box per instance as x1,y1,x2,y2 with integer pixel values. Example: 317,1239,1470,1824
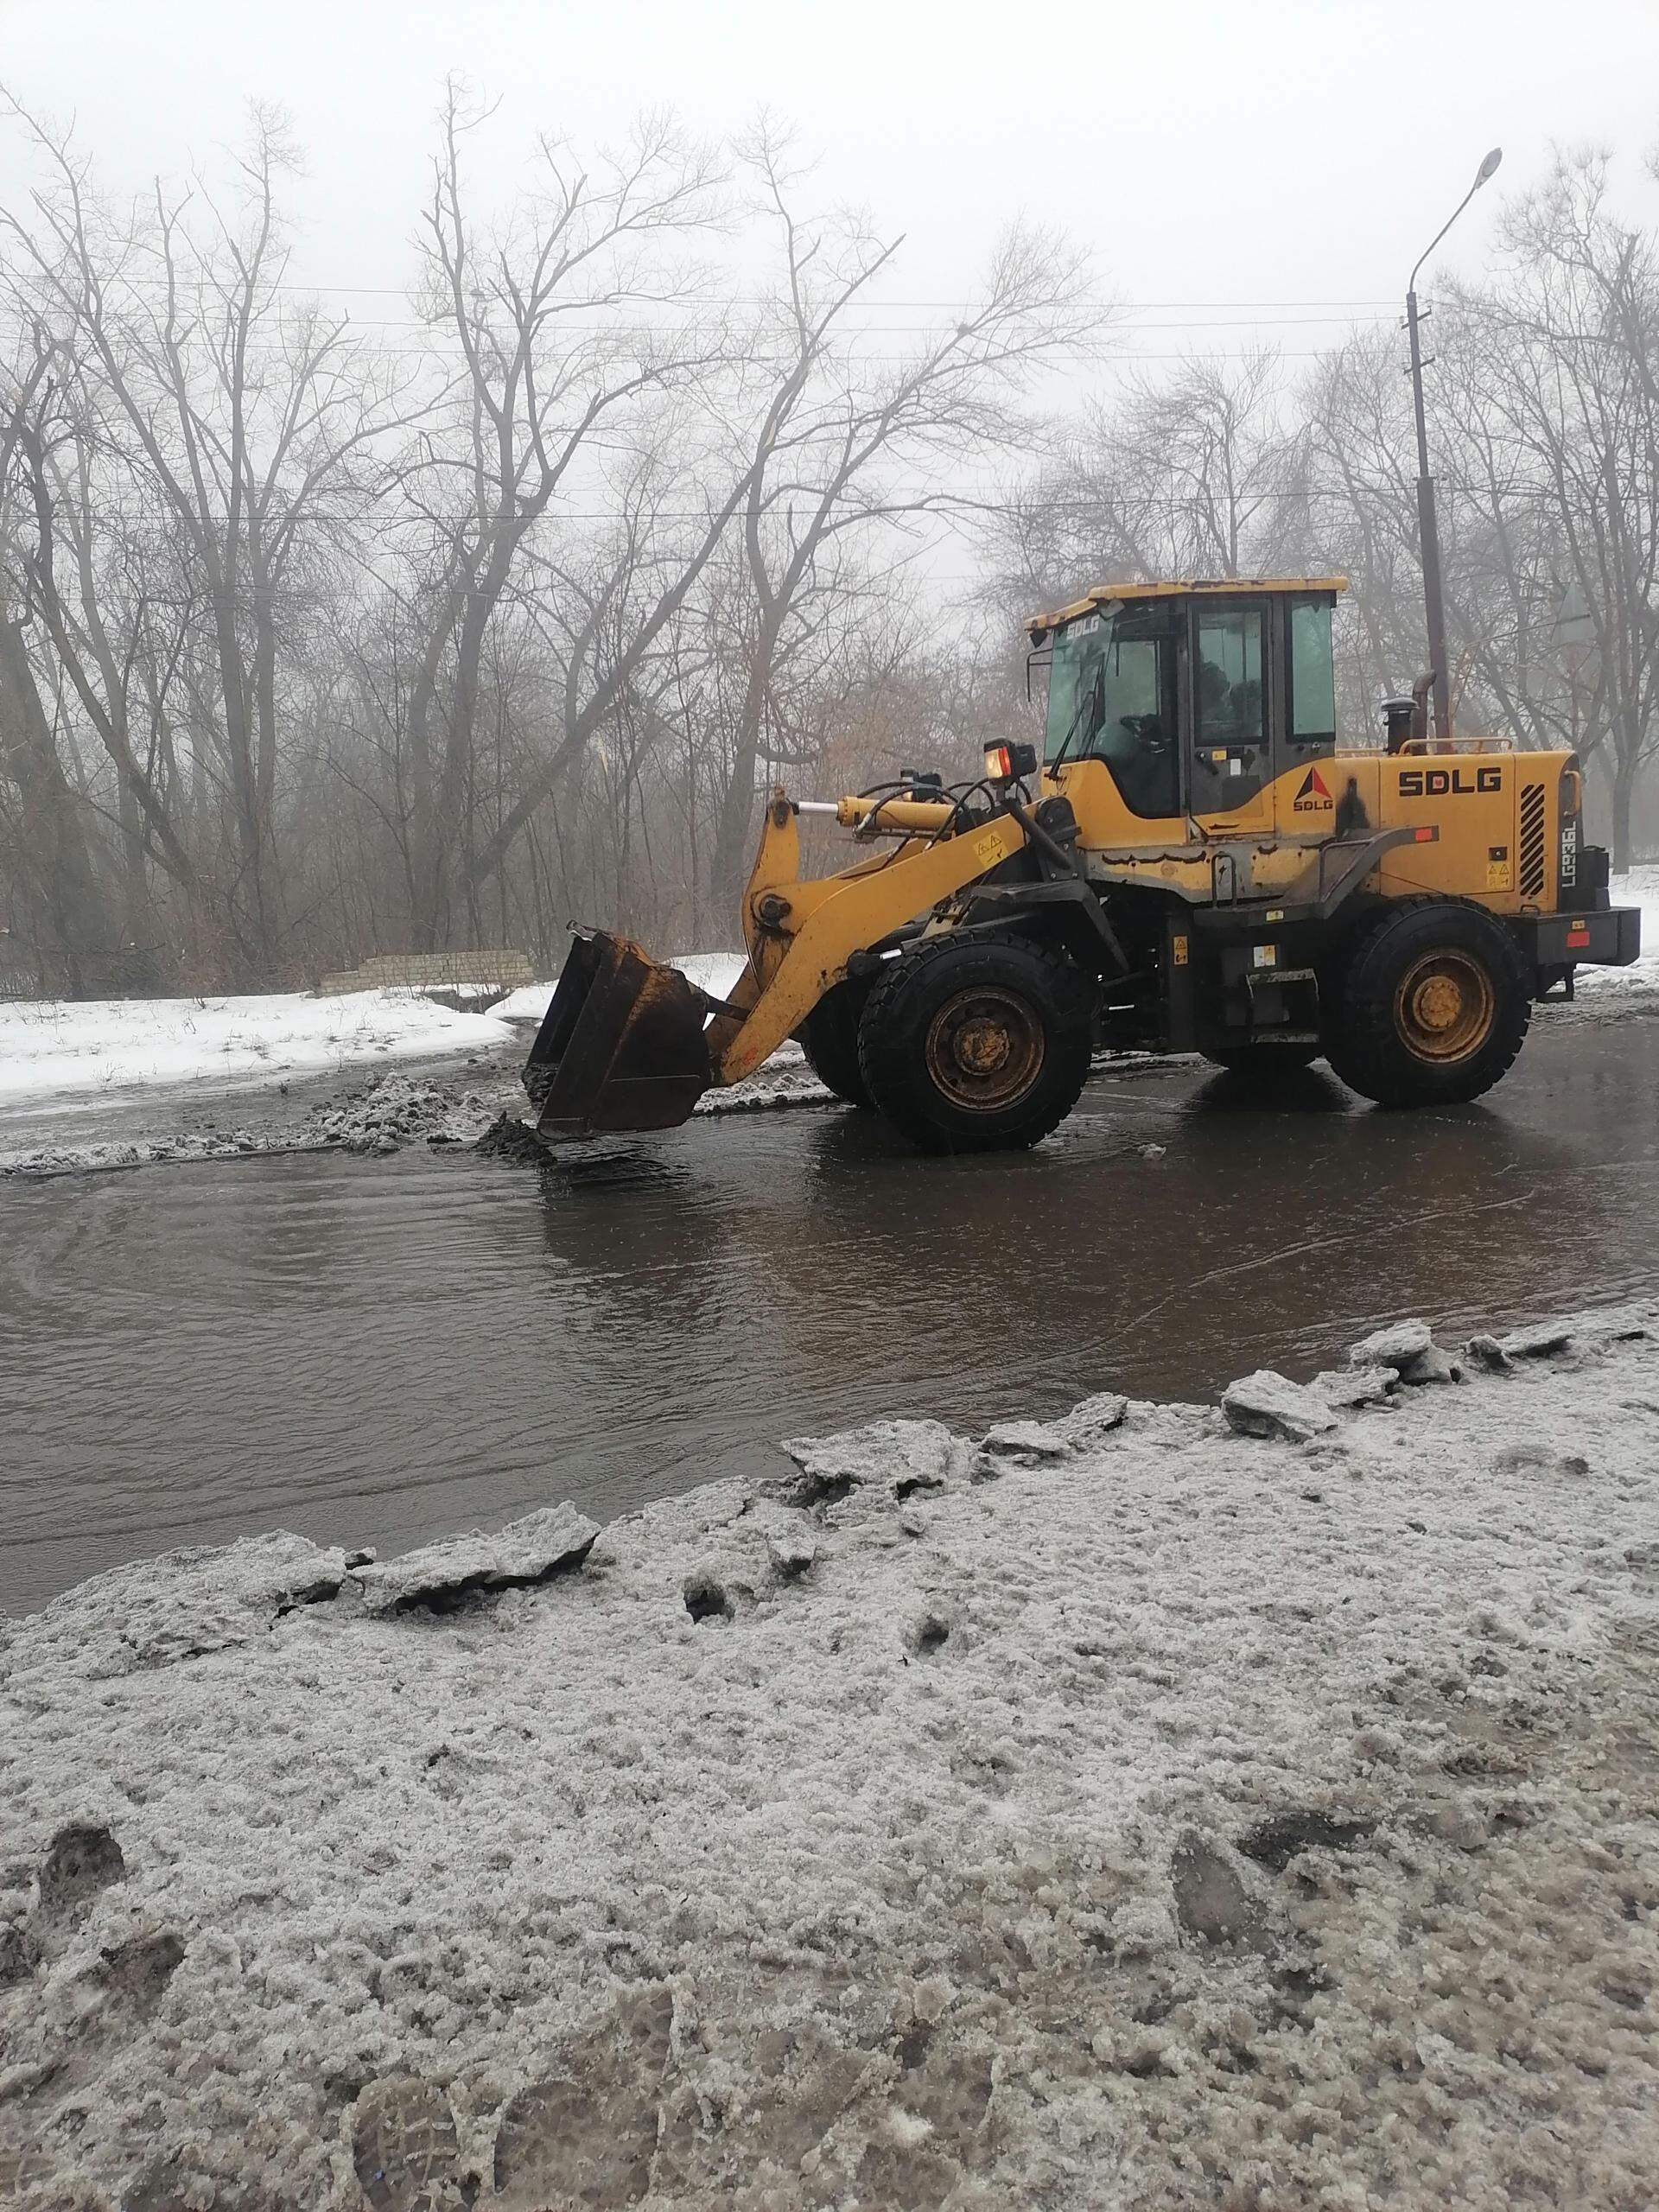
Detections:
266,336,1370,361
48,273,1403,321
182,311,1398,334
120,282,1405,309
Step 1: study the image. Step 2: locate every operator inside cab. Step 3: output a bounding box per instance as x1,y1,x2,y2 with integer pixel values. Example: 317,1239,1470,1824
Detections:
1043,601,1180,817
1039,586,1338,822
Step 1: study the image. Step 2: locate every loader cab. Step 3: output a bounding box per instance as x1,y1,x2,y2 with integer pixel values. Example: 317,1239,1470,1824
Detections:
1032,579,1344,834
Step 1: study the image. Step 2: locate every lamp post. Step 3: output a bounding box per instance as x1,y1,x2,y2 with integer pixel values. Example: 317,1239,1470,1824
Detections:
1406,145,1502,743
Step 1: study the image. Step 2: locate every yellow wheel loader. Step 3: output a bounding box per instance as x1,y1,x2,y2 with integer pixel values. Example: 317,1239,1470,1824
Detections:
524,579,1641,1153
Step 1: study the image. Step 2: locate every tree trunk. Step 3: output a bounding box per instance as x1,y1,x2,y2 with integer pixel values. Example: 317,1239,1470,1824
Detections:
709,650,772,925
0,617,113,995
1611,750,1637,874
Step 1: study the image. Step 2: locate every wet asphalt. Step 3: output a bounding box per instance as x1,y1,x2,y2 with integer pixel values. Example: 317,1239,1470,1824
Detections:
4,1007,1656,1613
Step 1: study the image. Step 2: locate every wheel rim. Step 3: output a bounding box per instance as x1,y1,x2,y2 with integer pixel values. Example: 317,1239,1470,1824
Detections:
924,985,1046,1112
1392,950,1496,1063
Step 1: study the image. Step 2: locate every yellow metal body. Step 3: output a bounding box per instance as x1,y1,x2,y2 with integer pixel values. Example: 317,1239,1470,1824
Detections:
692,737,1575,1092
524,577,1630,1138
706,791,1009,1082
1047,742,1571,913
611,576,1586,1096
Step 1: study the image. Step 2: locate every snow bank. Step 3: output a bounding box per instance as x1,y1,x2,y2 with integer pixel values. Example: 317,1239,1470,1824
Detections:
492,951,749,1026
0,1071,513,1179
1574,863,1659,1000
2,1307,1656,2208
0,991,513,1111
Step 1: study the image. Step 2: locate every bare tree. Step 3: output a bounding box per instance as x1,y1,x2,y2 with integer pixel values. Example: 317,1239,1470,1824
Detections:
997,351,1300,621
703,126,1106,909
394,82,738,944
1439,153,1659,863
1,96,412,976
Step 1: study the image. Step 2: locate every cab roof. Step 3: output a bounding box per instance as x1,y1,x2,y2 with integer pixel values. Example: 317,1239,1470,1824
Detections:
1025,576,1348,639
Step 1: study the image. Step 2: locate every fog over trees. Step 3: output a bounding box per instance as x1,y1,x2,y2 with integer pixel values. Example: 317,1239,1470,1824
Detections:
0,93,1655,995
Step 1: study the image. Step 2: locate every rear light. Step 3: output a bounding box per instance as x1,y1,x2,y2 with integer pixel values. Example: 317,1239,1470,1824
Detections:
1567,923,1591,949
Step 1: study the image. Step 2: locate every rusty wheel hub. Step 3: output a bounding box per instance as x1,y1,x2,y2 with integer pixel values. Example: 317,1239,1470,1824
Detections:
925,986,1046,1112
1394,950,1495,1064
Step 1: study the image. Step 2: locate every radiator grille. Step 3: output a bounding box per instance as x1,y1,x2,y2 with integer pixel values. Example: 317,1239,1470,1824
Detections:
1519,783,1547,897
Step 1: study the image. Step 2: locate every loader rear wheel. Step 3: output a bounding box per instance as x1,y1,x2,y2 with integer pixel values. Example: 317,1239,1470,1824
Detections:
797,976,874,1109
1325,898,1530,1108
857,933,1094,1153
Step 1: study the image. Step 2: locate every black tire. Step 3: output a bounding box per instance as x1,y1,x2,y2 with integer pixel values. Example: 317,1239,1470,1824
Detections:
1325,897,1530,1108
1202,1042,1320,1073
856,931,1095,1153
797,976,875,1109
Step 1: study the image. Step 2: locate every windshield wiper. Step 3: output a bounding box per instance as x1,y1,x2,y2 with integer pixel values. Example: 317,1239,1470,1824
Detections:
1049,660,1104,773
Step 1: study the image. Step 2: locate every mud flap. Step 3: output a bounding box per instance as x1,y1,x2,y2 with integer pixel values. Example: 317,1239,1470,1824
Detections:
524,931,714,1138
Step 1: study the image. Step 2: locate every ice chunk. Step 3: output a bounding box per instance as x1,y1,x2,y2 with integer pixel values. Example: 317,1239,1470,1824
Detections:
979,1420,1070,1464
1056,1391,1129,1446
766,1529,818,1580
1500,1318,1577,1359
21,1531,351,1677
1313,1365,1396,1408
1397,1344,1461,1386
1347,1319,1433,1370
1221,1370,1338,1443
774,1418,969,1506
1464,1333,1513,1373
352,1504,597,1614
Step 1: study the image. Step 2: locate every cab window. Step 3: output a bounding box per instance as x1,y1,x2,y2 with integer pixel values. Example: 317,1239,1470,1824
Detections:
1287,599,1337,743
1193,608,1266,750
1044,613,1179,818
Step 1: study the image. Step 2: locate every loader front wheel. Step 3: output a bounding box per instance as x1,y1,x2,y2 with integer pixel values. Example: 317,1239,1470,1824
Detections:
1325,898,1530,1108
797,976,874,1109
857,933,1095,1153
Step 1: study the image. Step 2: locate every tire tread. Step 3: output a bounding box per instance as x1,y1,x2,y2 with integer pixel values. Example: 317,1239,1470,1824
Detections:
857,931,1094,1152
1325,895,1530,1107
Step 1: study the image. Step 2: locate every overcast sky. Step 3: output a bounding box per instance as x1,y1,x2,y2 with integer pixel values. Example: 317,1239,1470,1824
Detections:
4,0,1656,366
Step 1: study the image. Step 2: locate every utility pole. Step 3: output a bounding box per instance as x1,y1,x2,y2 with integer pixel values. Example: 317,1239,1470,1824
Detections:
1406,146,1503,744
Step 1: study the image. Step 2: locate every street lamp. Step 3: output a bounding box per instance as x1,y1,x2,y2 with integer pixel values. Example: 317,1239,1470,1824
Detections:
1406,145,1502,744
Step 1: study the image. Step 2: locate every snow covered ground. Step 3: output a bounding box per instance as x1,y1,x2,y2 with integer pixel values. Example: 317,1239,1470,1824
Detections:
0,952,749,1126
0,872,1648,1128
0,991,514,1115
1574,864,1659,999
2,1306,1655,2209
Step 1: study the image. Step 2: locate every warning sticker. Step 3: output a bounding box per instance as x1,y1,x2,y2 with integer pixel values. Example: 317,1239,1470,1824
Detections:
973,830,1007,869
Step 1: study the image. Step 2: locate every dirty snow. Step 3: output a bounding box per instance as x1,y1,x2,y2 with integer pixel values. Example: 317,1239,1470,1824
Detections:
0,1073,514,1180
2,1306,1656,2208
0,991,513,1111
0,1050,834,1179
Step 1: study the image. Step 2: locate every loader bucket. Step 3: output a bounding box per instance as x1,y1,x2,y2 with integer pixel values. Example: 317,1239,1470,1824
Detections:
523,931,714,1138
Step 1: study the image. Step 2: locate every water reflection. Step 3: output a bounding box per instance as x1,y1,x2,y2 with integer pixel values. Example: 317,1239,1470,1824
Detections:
4,1017,1656,1612
1187,1065,1352,1114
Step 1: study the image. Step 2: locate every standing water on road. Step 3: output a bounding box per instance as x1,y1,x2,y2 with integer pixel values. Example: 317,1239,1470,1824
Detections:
4,1014,1657,1614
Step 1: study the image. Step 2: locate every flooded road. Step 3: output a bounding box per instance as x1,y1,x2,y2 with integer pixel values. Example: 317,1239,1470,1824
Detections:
5,1010,1657,1615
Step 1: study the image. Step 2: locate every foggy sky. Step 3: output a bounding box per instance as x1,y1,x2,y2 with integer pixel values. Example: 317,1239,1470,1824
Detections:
4,0,1657,397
